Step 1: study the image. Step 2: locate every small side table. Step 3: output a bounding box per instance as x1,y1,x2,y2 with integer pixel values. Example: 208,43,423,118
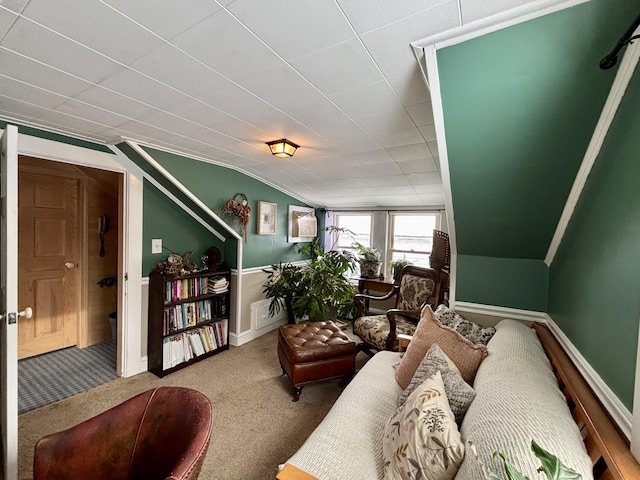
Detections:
353,277,396,311
353,277,395,295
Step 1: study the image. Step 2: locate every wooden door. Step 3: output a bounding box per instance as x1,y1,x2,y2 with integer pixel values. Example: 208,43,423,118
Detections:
1,125,19,480
18,166,80,359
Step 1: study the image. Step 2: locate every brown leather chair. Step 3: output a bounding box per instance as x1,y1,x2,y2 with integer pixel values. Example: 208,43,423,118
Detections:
353,265,440,353
33,386,213,480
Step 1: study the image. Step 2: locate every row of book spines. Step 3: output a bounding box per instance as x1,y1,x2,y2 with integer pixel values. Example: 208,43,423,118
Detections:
163,275,228,302
162,320,228,370
163,298,227,335
164,277,208,302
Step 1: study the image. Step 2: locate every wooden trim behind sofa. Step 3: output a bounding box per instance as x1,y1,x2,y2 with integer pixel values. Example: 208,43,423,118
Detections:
533,323,640,480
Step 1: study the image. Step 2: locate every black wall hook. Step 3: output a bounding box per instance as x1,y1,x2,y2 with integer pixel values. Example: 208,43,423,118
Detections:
600,12,640,70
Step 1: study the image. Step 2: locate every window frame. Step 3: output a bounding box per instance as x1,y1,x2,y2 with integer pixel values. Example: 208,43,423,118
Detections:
387,211,440,274
330,212,374,253
325,210,442,280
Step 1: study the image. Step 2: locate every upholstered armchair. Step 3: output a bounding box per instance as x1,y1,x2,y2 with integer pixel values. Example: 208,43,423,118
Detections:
33,386,213,480
353,265,440,353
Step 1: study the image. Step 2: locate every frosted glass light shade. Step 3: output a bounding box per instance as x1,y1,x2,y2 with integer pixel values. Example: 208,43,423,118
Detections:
266,139,299,158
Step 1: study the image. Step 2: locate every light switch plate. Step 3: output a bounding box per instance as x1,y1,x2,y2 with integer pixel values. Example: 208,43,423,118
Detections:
151,238,162,254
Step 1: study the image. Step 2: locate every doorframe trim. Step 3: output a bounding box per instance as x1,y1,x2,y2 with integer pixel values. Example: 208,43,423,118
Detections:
17,133,146,377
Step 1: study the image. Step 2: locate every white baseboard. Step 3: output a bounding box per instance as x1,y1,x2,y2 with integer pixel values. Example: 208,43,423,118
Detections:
140,355,148,372
230,318,288,347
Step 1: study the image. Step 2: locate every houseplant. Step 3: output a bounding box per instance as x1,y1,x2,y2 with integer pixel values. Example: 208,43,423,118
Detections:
263,230,358,323
352,242,381,279
389,257,413,283
296,238,357,321
263,262,304,324
97,275,117,340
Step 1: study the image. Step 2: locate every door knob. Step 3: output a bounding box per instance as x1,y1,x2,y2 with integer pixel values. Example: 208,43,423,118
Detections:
19,307,33,319
65,262,75,269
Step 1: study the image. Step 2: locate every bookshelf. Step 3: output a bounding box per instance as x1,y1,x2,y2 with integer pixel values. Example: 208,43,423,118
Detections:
148,267,231,377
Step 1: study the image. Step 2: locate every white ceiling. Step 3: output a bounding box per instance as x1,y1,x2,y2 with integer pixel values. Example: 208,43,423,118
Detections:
0,0,540,208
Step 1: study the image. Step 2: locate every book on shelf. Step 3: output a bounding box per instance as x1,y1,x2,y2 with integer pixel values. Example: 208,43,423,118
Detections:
162,297,227,335
161,318,229,371
164,276,212,303
207,275,229,294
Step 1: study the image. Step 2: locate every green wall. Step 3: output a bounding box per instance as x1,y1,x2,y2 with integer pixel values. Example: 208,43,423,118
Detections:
457,255,548,311
437,0,638,310
143,181,226,275
141,147,311,269
548,66,640,410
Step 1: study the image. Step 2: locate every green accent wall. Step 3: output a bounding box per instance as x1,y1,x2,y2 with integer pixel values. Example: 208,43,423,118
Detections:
0,119,113,153
548,66,640,410
143,181,226,275
437,0,638,310
140,146,311,269
457,255,548,311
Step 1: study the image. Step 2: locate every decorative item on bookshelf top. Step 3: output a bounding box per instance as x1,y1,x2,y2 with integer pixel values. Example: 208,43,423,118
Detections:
156,250,198,275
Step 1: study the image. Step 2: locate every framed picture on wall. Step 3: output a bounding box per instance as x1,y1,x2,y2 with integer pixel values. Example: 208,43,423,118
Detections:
288,205,317,243
257,201,277,235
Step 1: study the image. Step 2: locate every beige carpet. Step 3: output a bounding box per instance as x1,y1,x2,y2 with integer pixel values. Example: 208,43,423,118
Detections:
18,326,369,480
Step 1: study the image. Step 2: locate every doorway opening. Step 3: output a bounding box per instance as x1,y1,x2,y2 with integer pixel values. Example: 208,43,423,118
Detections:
17,156,122,413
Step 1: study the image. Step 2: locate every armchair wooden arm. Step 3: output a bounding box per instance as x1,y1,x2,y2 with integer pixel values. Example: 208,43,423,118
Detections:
385,308,421,351
354,285,400,318
397,334,413,352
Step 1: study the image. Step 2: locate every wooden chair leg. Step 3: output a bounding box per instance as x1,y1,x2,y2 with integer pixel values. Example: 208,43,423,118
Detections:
292,386,302,402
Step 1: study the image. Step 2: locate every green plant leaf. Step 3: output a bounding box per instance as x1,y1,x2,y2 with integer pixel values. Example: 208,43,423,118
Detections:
531,441,582,480
493,452,530,480
467,441,503,480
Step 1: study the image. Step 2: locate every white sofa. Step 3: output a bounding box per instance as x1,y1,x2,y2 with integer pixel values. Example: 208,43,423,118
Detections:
281,319,594,480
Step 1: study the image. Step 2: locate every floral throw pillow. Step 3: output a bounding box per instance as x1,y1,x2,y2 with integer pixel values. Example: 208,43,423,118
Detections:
398,344,476,425
434,305,496,346
383,371,464,480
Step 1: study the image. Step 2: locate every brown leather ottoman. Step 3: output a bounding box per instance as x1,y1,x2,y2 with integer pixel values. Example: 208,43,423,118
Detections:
278,321,357,402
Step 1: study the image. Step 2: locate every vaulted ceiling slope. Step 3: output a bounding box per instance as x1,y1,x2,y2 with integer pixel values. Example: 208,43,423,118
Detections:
437,0,640,260
0,0,576,209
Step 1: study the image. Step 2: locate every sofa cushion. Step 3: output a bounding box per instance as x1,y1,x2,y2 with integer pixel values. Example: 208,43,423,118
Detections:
383,371,464,480
284,351,403,480
434,305,496,346
395,306,488,389
455,319,593,479
398,344,476,425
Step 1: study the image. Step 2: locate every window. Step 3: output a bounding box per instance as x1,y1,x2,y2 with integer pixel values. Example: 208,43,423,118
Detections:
332,214,372,251
388,212,439,269
329,213,373,278
326,210,442,279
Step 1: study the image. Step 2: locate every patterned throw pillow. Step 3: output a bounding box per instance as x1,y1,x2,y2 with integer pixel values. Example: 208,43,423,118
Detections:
398,344,476,425
434,305,496,346
383,371,464,480
395,306,488,389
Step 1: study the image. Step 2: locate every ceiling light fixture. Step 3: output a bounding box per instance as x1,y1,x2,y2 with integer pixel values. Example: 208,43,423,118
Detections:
266,139,299,158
